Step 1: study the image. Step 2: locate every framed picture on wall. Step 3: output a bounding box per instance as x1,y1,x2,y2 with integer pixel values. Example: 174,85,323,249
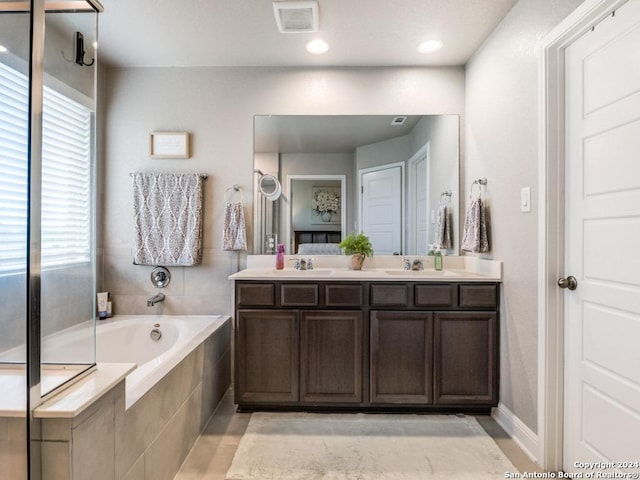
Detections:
310,187,341,224
149,131,190,158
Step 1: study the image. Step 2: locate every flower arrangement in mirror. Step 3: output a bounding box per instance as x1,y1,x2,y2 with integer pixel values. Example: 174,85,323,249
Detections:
339,232,373,270
311,188,340,222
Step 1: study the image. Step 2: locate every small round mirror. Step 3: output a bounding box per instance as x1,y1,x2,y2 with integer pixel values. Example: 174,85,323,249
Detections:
151,266,171,288
258,174,281,201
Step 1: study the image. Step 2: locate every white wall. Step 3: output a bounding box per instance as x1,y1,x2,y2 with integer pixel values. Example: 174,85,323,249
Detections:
101,67,465,315
465,0,584,434
409,115,460,253
355,135,410,171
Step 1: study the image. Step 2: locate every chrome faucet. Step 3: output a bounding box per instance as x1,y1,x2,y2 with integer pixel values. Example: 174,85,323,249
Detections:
147,292,165,307
293,258,314,270
411,259,424,271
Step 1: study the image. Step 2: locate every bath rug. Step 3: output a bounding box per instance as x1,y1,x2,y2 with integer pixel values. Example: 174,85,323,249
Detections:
225,412,518,479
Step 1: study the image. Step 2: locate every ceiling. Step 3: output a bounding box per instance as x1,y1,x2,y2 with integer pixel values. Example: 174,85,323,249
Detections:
255,115,431,154
97,0,518,68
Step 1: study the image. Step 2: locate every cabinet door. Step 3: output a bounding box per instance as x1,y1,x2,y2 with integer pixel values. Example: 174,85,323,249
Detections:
236,309,299,404
300,310,363,404
370,311,433,404
434,312,498,405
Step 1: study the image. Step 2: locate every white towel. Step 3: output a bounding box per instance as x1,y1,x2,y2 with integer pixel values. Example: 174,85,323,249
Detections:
435,205,453,250
132,173,203,266
461,197,489,253
223,202,247,251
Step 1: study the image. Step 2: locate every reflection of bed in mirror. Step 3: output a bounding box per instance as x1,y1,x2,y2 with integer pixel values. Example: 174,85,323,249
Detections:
295,231,342,255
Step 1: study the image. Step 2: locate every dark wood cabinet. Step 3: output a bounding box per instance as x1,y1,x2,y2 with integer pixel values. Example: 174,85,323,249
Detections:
300,310,363,404
235,309,299,404
370,311,433,404
234,279,500,412
434,311,498,405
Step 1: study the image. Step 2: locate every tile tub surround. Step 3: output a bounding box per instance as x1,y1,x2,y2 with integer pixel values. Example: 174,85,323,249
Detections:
0,417,28,480
34,317,231,480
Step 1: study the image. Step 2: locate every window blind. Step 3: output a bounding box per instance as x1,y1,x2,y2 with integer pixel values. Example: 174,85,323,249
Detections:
0,61,92,274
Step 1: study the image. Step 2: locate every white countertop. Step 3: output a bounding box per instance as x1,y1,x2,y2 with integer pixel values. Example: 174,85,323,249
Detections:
230,255,502,282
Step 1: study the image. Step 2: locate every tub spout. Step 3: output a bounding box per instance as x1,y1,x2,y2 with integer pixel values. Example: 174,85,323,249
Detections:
147,292,165,307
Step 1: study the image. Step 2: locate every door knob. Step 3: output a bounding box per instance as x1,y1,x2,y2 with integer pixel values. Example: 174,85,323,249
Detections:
558,276,577,291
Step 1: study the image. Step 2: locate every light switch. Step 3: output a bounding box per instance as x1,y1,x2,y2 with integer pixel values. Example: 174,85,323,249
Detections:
520,187,531,213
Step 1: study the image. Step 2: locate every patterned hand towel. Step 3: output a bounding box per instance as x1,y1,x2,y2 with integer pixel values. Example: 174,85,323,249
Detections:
132,173,203,265
461,197,489,253
223,201,247,251
435,205,453,250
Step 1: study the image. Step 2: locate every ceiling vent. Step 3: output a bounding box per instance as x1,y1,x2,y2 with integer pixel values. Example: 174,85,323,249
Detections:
390,116,407,126
273,1,319,33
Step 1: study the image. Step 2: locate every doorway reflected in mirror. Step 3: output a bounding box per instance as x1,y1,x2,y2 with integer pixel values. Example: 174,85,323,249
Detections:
253,115,459,255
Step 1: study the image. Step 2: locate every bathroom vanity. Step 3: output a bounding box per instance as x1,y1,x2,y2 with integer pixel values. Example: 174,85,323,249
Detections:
230,259,501,413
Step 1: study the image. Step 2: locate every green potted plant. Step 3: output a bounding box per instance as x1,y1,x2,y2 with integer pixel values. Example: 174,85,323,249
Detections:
338,232,373,270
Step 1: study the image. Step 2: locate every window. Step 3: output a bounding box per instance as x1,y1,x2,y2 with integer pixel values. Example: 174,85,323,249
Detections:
0,61,92,274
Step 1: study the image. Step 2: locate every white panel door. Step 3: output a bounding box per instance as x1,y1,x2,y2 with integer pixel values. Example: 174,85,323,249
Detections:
564,0,640,474
415,156,428,255
360,165,402,255
407,150,429,256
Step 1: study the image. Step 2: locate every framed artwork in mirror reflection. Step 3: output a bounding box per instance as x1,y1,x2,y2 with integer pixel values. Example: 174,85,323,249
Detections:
310,187,341,224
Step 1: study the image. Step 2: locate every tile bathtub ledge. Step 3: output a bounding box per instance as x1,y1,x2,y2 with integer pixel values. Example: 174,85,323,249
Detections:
34,363,136,418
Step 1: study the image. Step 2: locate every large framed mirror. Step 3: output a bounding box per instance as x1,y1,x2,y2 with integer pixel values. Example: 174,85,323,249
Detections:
253,115,459,256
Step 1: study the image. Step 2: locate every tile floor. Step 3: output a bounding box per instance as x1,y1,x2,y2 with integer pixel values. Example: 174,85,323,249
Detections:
174,389,541,479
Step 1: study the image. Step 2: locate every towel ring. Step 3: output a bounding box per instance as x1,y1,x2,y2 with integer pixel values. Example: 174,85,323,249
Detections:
440,190,452,206
469,178,487,199
224,184,243,203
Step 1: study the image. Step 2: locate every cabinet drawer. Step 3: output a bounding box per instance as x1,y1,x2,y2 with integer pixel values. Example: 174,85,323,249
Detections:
370,284,409,307
325,284,363,307
458,284,498,308
414,284,455,308
236,283,275,307
281,284,318,306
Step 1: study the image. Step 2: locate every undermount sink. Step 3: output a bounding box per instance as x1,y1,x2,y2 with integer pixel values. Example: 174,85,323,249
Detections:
265,268,335,276
383,269,461,277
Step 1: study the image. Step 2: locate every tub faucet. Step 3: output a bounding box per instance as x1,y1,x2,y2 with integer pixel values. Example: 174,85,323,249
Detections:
147,292,165,307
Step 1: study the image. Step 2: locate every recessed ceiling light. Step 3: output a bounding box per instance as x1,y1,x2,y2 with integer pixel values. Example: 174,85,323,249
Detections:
305,38,329,55
417,40,443,54
0,45,7,53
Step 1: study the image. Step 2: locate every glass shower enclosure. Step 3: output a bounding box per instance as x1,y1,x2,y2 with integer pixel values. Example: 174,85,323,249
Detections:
0,1,102,478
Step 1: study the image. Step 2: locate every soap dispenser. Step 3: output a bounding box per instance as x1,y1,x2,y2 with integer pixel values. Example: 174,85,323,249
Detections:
434,248,443,271
275,244,285,270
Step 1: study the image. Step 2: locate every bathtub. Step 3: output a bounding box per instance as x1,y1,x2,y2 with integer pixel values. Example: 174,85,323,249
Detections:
34,314,232,480
39,314,230,408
